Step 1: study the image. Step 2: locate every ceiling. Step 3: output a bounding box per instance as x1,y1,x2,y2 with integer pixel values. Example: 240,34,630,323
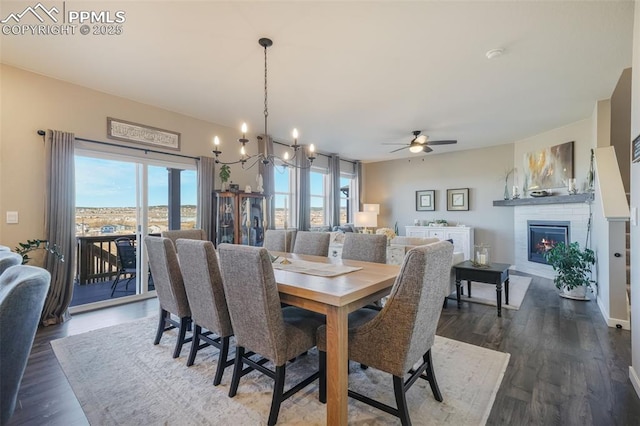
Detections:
0,1,634,162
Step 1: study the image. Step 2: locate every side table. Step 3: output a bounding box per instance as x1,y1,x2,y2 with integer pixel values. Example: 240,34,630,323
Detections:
452,260,510,317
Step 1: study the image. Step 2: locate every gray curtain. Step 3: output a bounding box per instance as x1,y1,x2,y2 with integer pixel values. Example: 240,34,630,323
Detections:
296,148,311,231
258,135,275,229
354,161,362,215
329,154,341,227
197,156,215,241
41,130,75,326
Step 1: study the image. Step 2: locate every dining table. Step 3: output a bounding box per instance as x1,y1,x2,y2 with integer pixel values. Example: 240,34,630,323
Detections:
270,252,401,425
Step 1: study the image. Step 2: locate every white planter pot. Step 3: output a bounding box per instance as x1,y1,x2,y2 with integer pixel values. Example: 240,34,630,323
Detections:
559,285,589,301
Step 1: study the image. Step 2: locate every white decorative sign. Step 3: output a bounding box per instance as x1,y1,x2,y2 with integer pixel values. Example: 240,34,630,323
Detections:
107,117,180,151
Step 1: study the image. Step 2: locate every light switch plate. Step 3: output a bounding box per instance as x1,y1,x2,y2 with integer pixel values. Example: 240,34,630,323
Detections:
6,211,18,224
631,207,638,227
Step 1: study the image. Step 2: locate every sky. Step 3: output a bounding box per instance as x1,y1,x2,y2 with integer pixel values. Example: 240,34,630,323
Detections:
76,156,342,209
75,156,197,207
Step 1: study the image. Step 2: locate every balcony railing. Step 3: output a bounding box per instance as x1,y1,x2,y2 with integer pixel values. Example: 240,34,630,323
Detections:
76,235,135,284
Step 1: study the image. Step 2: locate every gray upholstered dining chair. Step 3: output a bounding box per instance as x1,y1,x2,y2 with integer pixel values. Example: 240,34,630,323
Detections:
263,229,297,253
0,251,23,275
0,265,51,425
341,233,387,263
161,229,207,249
292,231,330,257
176,239,234,386
317,241,454,425
144,236,192,358
0,244,11,252
218,244,325,426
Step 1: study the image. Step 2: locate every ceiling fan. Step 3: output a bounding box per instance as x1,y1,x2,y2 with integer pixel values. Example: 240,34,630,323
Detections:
384,130,457,154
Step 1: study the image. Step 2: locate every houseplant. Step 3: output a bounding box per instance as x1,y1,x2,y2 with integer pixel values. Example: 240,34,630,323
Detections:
219,164,231,191
15,239,64,265
543,241,595,300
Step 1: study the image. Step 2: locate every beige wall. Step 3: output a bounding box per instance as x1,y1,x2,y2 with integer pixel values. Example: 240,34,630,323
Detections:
0,65,257,248
630,0,640,393
513,118,595,193
363,144,515,264
363,115,596,265
611,68,632,192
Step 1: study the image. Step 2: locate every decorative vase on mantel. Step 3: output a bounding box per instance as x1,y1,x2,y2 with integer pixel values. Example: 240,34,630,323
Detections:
503,184,510,200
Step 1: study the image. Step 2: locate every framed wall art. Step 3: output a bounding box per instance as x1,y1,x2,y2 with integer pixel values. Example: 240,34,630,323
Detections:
107,117,181,151
522,141,574,190
416,190,435,211
447,188,469,211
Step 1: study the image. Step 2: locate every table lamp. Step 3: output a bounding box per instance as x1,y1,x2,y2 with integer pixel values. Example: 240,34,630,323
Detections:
355,211,377,234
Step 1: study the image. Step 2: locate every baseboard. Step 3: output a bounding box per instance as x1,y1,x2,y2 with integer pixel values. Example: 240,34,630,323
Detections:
596,295,630,330
629,366,640,399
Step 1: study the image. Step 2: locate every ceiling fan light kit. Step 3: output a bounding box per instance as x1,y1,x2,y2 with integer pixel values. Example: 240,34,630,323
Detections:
383,130,457,154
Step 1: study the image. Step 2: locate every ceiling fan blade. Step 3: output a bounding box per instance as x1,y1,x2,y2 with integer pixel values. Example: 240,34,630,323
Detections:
422,146,434,153
381,143,410,146
427,139,457,145
389,146,409,153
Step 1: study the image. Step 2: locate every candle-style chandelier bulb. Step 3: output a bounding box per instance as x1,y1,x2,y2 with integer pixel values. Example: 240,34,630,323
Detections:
210,38,317,170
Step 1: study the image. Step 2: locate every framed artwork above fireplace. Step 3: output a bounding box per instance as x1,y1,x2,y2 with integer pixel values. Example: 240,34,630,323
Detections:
523,141,574,190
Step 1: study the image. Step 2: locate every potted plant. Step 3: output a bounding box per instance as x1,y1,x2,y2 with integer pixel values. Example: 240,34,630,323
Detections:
219,164,231,191
543,241,595,300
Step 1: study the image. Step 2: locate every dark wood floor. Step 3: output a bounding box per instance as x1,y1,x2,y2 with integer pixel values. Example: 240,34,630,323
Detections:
7,273,640,425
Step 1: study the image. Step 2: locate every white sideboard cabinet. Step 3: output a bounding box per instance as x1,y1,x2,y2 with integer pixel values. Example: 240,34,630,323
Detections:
405,225,474,261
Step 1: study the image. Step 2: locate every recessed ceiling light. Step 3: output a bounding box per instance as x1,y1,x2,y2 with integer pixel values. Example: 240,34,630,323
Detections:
486,48,504,59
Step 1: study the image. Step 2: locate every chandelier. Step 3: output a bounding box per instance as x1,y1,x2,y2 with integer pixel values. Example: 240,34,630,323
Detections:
211,38,316,169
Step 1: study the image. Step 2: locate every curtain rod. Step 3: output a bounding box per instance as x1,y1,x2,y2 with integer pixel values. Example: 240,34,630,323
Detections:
37,130,200,161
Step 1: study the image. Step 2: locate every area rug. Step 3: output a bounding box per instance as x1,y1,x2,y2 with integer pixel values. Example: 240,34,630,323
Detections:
448,274,532,310
52,317,510,426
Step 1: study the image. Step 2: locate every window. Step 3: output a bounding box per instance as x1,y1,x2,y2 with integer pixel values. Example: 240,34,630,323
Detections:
274,167,292,228
310,170,328,226
339,175,354,225
73,152,197,309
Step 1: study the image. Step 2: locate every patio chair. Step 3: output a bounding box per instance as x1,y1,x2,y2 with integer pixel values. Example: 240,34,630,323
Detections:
111,237,137,297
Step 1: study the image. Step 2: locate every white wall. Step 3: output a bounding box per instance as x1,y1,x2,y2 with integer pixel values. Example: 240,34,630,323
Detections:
0,65,258,248
363,144,515,264
629,0,640,398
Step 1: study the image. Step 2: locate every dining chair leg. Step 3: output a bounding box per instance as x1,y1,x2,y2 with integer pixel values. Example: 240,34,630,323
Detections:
423,349,443,402
186,325,201,366
393,375,411,426
318,350,326,404
154,308,167,345
268,365,286,426
229,346,245,398
173,317,189,358
213,336,230,386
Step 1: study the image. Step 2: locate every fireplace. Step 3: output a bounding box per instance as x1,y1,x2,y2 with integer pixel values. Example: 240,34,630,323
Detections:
527,220,570,264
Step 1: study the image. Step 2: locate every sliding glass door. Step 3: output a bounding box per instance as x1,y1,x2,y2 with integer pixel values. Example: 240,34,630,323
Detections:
72,151,196,309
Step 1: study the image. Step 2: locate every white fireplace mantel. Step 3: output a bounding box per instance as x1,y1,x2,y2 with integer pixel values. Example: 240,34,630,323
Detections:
513,202,592,279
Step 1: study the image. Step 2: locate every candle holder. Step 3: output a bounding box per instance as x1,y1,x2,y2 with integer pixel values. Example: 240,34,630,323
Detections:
473,244,491,268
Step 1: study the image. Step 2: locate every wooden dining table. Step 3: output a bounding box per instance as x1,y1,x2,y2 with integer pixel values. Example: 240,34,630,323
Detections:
271,252,401,425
